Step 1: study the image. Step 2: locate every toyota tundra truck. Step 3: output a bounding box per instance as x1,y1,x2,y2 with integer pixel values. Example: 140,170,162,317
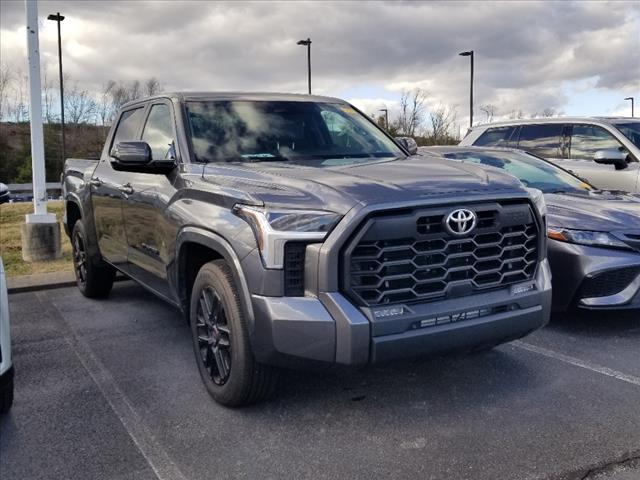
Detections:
62,92,552,406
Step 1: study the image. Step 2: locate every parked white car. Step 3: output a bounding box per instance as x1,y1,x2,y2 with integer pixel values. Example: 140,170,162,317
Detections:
459,117,640,193
0,257,13,414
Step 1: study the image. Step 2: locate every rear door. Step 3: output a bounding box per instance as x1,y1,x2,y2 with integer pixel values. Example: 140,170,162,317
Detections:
566,123,640,192
122,101,179,298
91,106,146,271
515,123,564,161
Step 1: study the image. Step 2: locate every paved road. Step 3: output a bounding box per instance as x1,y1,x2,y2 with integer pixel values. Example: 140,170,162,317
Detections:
1,282,639,480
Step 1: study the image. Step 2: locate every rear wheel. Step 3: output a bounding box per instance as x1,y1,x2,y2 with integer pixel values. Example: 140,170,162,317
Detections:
0,369,14,415
190,260,278,406
71,222,115,298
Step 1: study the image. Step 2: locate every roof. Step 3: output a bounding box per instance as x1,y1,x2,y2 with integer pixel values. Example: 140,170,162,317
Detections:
471,116,638,129
121,91,347,109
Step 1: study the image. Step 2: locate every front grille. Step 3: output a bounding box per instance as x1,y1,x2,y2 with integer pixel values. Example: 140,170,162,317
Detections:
283,242,306,296
579,266,640,298
343,202,539,307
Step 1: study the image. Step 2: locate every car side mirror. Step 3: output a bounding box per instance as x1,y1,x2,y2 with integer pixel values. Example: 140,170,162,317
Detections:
593,149,628,170
111,141,152,166
395,136,418,155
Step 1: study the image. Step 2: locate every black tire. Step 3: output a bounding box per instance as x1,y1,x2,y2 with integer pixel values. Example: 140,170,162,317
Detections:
0,371,14,415
71,221,115,298
190,260,278,407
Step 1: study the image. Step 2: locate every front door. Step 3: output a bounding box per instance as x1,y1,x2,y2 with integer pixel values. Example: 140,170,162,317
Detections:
92,106,147,271
122,101,179,298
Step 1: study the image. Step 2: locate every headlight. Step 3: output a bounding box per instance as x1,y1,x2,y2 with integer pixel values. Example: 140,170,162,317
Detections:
547,227,630,250
234,205,342,269
527,188,547,217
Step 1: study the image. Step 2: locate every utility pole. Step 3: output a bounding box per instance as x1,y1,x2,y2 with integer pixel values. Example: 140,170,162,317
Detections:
459,50,474,127
625,97,635,117
22,0,61,261
297,38,312,94
47,12,65,163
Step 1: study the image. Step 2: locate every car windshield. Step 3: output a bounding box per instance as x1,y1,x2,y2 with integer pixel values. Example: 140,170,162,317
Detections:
613,122,640,149
442,150,594,194
185,100,404,164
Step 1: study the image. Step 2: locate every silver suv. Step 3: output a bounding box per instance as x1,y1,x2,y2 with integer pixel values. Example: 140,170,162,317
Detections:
459,117,640,193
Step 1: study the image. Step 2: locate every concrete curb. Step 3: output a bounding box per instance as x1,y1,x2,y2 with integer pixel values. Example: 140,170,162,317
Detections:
7,271,126,294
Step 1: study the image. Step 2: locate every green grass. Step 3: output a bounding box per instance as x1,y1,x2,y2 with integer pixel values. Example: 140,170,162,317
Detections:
0,200,74,277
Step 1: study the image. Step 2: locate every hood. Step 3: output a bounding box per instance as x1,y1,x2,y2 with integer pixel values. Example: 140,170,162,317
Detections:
546,190,640,231
198,155,524,214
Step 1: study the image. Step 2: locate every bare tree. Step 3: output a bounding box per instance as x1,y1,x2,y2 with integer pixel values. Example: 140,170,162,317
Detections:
144,77,161,96
396,88,428,136
427,104,458,144
479,104,496,123
508,109,524,120
42,66,57,123
10,69,29,123
541,108,557,118
0,63,12,122
65,81,97,124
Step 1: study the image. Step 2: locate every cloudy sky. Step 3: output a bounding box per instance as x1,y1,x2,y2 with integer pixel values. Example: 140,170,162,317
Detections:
1,0,639,129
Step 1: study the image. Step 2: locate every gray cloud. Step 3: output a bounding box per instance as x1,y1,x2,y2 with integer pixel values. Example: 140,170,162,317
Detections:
1,0,639,122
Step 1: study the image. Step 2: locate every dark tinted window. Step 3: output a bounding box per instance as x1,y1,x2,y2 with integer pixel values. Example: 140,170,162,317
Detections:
111,107,145,148
474,126,516,147
570,124,624,160
142,104,176,161
613,122,640,149
517,124,563,158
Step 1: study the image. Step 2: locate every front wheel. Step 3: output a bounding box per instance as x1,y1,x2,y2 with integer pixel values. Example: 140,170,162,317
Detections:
189,260,278,407
71,222,115,298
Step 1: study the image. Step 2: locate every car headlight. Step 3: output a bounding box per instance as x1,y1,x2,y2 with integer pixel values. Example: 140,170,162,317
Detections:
547,227,630,250
234,205,342,269
527,188,547,217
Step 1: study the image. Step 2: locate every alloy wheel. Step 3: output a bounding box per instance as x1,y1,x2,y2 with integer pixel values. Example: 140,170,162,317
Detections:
196,286,232,385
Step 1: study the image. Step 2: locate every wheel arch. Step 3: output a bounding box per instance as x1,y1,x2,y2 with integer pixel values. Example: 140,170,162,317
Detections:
174,227,255,332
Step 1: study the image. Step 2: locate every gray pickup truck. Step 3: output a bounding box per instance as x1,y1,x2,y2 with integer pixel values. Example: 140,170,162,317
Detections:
62,92,552,406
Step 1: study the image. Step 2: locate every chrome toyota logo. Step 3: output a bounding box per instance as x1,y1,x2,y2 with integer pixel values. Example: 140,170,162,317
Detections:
444,208,477,236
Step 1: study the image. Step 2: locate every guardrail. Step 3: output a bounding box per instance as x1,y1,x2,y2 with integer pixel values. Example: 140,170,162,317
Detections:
5,182,63,201
7,182,62,192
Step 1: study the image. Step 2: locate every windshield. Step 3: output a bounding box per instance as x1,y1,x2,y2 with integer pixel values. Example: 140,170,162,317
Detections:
185,100,404,164
442,150,594,193
613,122,640,149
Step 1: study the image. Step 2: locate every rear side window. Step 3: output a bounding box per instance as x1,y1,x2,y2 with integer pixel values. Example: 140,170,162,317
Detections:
111,107,145,148
474,126,516,147
517,124,563,158
570,124,623,160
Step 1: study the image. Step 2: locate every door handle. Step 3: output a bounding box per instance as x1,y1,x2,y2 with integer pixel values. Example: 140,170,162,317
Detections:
89,177,103,187
118,183,134,195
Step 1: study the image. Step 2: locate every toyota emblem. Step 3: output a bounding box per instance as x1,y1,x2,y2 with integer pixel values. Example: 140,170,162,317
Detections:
444,208,477,236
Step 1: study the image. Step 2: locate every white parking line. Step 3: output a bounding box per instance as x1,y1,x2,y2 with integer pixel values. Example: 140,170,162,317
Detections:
513,340,640,387
43,292,188,480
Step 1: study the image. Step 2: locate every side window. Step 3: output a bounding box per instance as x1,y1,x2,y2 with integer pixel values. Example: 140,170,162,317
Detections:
142,104,176,161
111,107,145,149
517,124,563,158
570,124,623,160
474,126,516,147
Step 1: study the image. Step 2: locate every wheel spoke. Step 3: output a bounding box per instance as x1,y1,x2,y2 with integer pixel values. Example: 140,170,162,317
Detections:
213,347,228,380
198,335,209,346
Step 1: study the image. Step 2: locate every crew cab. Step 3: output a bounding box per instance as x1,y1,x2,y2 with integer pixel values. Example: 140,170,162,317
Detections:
62,92,552,406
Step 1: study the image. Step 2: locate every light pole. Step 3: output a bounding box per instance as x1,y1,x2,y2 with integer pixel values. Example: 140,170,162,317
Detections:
47,12,65,162
459,50,474,128
297,38,312,94
379,108,389,130
624,97,635,117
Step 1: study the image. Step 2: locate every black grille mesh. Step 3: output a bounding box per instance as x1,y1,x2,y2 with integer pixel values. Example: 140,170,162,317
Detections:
345,205,539,307
579,266,640,299
284,242,306,296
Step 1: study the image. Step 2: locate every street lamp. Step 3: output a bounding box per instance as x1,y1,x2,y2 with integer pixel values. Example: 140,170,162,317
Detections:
624,97,635,117
458,50,474,128
297,38,312,94
379,108,389,130
47,12,65,163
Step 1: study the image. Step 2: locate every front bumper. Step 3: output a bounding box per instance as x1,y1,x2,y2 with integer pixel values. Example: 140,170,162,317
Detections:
250,259,552,367
548,239,640,310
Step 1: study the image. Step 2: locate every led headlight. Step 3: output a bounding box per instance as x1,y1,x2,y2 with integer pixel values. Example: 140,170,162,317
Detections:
547,227,630,250
234,205,342,269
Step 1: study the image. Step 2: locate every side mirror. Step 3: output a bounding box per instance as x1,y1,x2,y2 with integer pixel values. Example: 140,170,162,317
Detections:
395,136,418,155
111,141,152,166
594,149,628,170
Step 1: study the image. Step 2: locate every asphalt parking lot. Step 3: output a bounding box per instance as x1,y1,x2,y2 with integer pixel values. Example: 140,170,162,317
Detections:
1,282,639,480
